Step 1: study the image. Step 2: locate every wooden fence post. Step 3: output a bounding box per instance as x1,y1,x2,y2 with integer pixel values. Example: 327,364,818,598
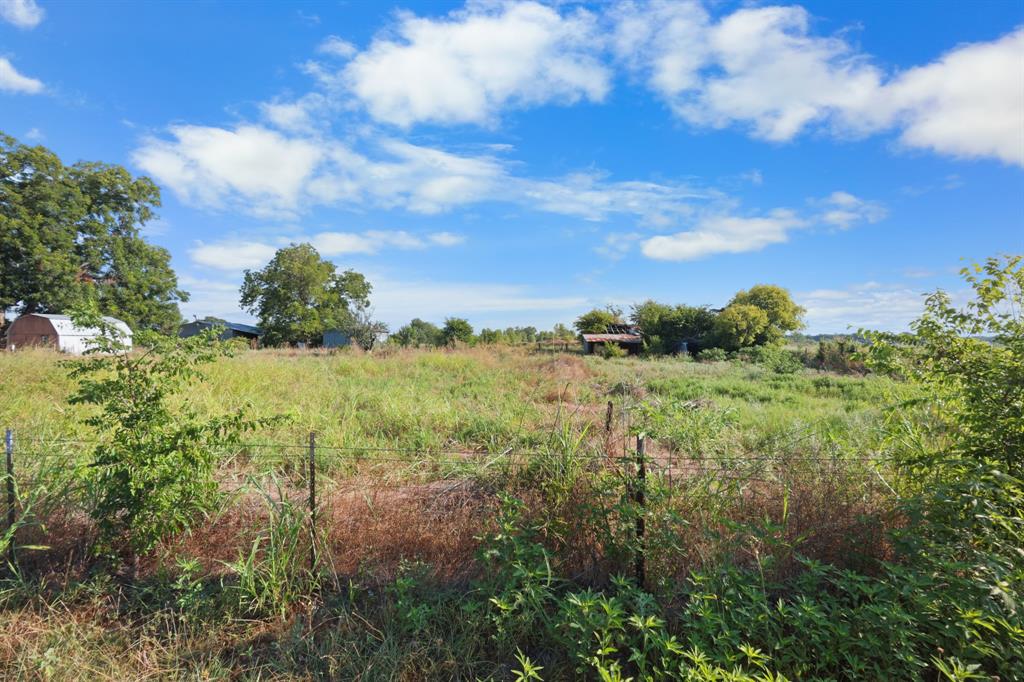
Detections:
308,431,317,572
5,429,14,566
635,433,646,588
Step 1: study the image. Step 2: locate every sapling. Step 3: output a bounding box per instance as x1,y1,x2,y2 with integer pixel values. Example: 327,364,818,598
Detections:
65,303,278,578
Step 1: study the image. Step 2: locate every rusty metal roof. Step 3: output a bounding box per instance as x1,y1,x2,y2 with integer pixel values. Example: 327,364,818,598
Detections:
582,333,642,343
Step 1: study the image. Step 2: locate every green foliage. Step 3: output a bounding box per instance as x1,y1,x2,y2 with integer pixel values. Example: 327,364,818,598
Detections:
736,346,803,374
239,243,371,347
631,300,717,354
713,304,769,351
392,317,444,347
65,304,274,562
727,285,805,345
574,306,625,334
0,132,187,333
601,341,628,359
441,316,475,346
863,255,1023,472
225,477,317,619
697,347,729,362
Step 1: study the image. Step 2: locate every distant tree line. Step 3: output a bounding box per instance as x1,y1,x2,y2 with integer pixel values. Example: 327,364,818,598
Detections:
390,318,576,348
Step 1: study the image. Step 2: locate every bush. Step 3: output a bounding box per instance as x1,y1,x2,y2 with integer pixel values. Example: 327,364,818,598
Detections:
601,342,628,359
737,345,803,374
66,305,278,569
697,347,728,362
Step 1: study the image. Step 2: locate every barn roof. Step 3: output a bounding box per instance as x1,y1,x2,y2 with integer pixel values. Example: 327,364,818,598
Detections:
185,319,262,336
582,333,642,343
31,314,132,338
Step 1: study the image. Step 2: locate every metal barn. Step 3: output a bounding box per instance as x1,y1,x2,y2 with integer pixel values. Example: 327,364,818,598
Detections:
179,320,262,346
5,313,133,354
323,329,352,348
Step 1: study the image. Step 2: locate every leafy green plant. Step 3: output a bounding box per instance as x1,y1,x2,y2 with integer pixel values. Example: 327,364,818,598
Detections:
697,347,728,362
225,476,317,619
66,305,276,570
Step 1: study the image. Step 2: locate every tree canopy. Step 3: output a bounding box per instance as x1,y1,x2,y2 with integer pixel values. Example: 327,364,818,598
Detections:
727,285,805,344
0,132,187,332
239,243,371,347
630,300,717,353
442,317,475,345
393,318,444,347
573,306,625,334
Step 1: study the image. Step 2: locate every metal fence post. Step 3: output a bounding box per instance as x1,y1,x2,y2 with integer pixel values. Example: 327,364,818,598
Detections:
5,429,14,566
308,431,317,572
635,433,646,588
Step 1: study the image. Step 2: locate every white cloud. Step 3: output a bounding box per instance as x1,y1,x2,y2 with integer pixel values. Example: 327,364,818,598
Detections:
815,191,887,230
189,229,464,271
616,2,1024,165
24,127,43,141
318,35,357,59
428,231,465,246
132,125,323,218
0,0,43,29
133,123,716,223
0,57,44,94
342,1,610,126
798,283,933,332
874,28,1024,165
189,240,279,271
641,209,806,261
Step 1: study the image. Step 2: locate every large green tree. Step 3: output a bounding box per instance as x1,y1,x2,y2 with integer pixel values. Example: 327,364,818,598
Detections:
727,284,805,344
573,306,625,334
0,132,187,333
441,317,475,346
713,303,769,351
239,243,371,347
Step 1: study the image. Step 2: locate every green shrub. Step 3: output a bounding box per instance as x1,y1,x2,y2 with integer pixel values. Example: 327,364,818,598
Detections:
601,342,628,359
65,306,277,567
697,347,728,362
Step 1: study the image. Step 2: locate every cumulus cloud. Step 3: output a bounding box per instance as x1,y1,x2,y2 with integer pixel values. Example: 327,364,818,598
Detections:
0,57,44,94
0,0,44,29
874,29,1024,165
341,1,610,127
132,125,323,218
641,210,806,261
189,240,280,271
614,2,1024,165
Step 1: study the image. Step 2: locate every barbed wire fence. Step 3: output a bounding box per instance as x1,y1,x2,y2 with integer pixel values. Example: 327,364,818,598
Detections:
2,414,901,586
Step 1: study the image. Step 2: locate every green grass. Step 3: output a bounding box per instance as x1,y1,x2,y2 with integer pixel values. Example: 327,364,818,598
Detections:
0,346,930,680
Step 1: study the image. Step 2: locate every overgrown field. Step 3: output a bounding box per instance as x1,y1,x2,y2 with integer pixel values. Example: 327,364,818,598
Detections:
0,344,1019,680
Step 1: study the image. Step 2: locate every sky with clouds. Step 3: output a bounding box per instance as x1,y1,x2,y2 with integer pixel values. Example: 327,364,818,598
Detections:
2,0,1022,333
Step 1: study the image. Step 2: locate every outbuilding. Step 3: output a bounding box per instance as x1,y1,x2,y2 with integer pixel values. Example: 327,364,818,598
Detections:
322,329,351,348
581,325,643,355
5,313,133,354
179,319,262,347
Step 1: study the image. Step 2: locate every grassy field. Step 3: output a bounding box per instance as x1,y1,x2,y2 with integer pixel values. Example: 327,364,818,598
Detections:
0,346,953,680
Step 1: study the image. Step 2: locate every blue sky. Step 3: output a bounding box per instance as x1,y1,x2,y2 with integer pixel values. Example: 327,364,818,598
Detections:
2,0,1022,333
